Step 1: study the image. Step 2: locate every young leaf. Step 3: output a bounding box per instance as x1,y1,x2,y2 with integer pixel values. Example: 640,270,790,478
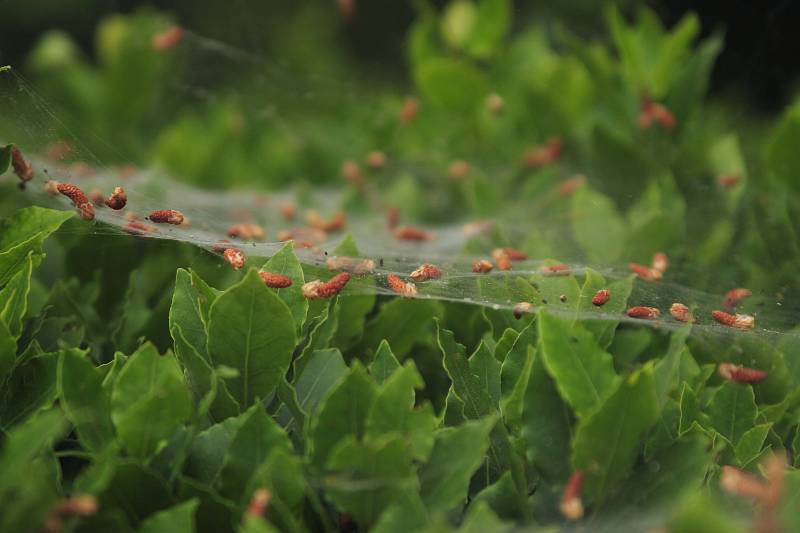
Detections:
0,350,59,427
261,241,308,331
734,423,771,467
309,362,378,468
418,417,495,512
169,268,218,360
571,363,660,503
207,268,296,408
654,324,692,407
0,207,72,287
369,339,401,385
707,382,758,446
538,311,620,419
219,403,292,500
499,323,535,427
414,58,489,113
466,0,511,59
293,348,347,419
185,416,244,485
0,252,33,339
138,499,199,533
110,343,193,457
469,341,501,407
58,348,116,453
295,297,338,375
0,409,67,496
360,299,441,360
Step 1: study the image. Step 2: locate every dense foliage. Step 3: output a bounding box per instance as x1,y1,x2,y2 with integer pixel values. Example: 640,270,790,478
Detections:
2,1,800,532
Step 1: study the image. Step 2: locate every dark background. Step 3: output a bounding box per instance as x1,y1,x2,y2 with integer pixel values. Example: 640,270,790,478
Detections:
0,0,798,113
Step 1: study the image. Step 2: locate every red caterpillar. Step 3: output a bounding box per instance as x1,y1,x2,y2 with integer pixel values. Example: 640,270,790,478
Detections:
717,175,741,188
302,272,351,299
651,252,668,274
718,363,767,384
386,273,417,297
513,302,532,319
152,26,184,51
410,263,441,282
123,220,156,235
638,97,676,130
669,303,695,323
486,93,504,115
104,187,127,210
148,209,184,225
592,289,610,306
472,260,493,274
90,189,105,206
627,306,660,319
557,174,586,196
259,271,292,288
494,253,512,271
223,248,245,270
11,146,33,186
494,247,527,261
559,471,584,521
711,310,754,330
448,160,470,180
279,203,296,221
228,223,266,241
326,256,375,275
246,488,271,518
393,226,433,241
56,183,95,221
540,263,570,276
724,288,752,310
386,207,400,230
523,136,562,169
720,465,769,500
629,262,662,281
307,210,346,232
366,150,387,170
400,96,419,124
341,160,363,186
277,227,327,244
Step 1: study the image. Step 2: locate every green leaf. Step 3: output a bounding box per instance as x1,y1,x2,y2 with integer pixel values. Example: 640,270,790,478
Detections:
528,272,580,312
330,235,374,350
575,269,634,348
734,423,771,467
0,207,72,287
326,435,417,528
366,362,436,461
668,491,748,533
294,348,347,419
0,319,14,383
219,403,292,500
296,298,338,374
185,416,244,485
767,99,800,189
571,186,626,263
466,0,511,59
207,268,296,408
261,242,307,332
418,417,495,512
707,382,758,446
111,343,193,457
499,323,535,427
138,499,199,533
571,363,660,502
522,345,572,481
469,341,501,407
414,58,489,113
369,339,401,385
0,252,33,339
0,409,67,496
169,269,218,360
0,351,59,427
538,311,620,419
361,299,441,360
310,362,377,468
58,348,116,453
654,324,692,407
678,383,701,436
0,144,11,176
243,448,306,530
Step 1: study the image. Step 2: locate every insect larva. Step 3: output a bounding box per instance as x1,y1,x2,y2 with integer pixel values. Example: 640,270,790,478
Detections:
43,180,60,196
90,189,105,206
651,252,668,274
393,226,433,241
462,220,492,236
326,256,376,275
638,97,676,130
592,289,610,306
513,302,533,319
669,303,695,323
448,160,470,180
486,93,504,115
720,465,769,501
302,272,351,299
717,175,741,188
228,223,265,241
495,254,512,271
387,273,418,297
11,146,33,186
223,248,245,270
410,263,441,282
279,203,296,221
341,160,363,186
307,210,347,232
718,362,767,384
627,306,660,319
711,310,754,329
152,26,184,51
104,187,127,210
276,227,327,244
148,209,184,225
523,136,562,168
56,183,95,221
494,247,527,261
629,262,662,281
53,494,99,518
123,221,156,235
559,471,584,521
366,150,387,170
540,264,570,276
246,488,271,518
259,271,292,288
557,174,586,196
724,288,752,310
400,96,419,124
472,259,493,273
